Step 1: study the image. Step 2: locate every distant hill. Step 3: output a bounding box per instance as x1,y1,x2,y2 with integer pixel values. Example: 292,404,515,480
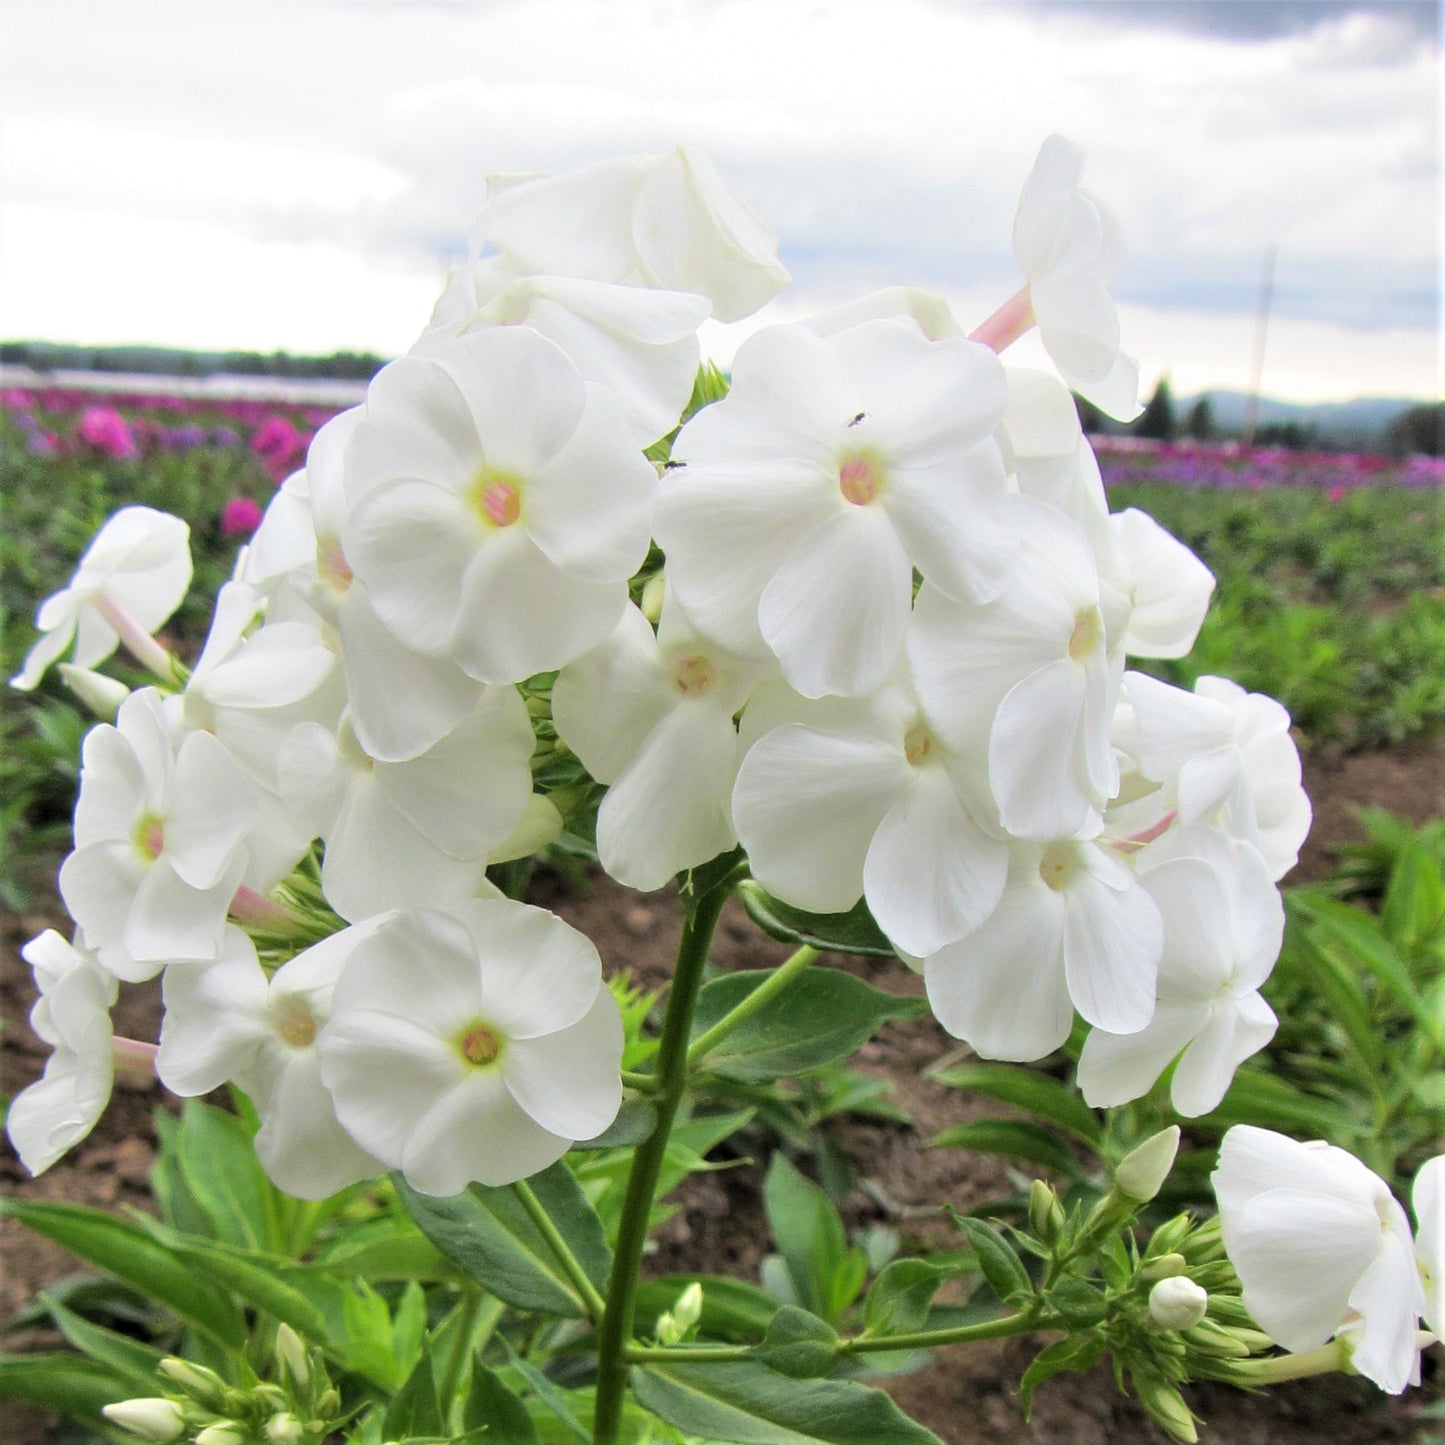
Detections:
0,340,388,382
1174,390,1424,444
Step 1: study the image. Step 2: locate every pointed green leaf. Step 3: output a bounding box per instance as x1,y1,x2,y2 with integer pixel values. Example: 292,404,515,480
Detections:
397,1160,610,1318
692,968,923,1082
930,1119,1083,1179
462,1364,538,1444
1018,1333,1105,1416
764,1154,849,1321
0,1352,137,1421
632,1360,941,1444
568,1098,657,1151
39,1294,165,1391
384,1351,443,1441
738,881,897,957
0,1200,245,1347
501,1339,591,1444
948,1214,1032,1305
928,1064,1102,1145
862,1259,955,1337
172,1099,284,1251
754,1305,839,1378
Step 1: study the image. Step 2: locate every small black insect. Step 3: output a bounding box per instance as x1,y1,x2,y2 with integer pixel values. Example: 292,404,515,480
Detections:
848,412,867,427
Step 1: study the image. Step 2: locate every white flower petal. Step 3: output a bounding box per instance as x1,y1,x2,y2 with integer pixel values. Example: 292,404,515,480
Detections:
989,659,1094,840
1062,862,1161,1034
502,989,624,1141
1077,1003,1206,1109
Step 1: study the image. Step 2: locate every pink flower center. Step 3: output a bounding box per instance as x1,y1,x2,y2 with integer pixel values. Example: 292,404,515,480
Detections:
471,467,523,529
1067,607,1103,662
134,813,165,862
671,653,716,697
838,447,887,507
460,1026,501,1067
320,539,353,594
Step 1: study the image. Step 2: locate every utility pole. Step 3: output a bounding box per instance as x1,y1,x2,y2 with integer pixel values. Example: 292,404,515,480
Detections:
1242,245,1277,447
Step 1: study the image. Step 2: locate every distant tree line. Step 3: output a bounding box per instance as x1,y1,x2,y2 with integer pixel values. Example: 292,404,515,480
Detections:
0,340,388,381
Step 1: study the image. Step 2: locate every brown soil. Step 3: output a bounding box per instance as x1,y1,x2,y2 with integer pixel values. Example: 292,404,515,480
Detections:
3,739,1442,1445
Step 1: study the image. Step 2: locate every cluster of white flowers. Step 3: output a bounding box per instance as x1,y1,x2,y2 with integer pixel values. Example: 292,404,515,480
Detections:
1,140,1319,1209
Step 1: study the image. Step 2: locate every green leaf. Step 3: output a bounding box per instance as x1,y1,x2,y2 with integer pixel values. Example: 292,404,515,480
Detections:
0,1200,245,1347
928,1064,1103,1146
764,1154,862,1322
461,1364,539,1444
501,1339,591,1445
384,1351,443,1441
1198,1067,1357,1138
692,968,923,1082
635,1276,782,1342
1018,1333,1105,1416
948,1214,1032,1305
130,1223,330,1340
738,881,897,957
1288,930,1384,1074
1293,894,1444,1046
310,1217,448,1280
0,1352,137,1421
930,1119,1083,1179
632,1360,942,1444
1047,1276,1108,1328
680,845,747,921
397,1161,610,1318
754,1305,840,1378
862,1259,955,1337
172,1099,284,1251
568,1098,657,1150
39,1293,165,1391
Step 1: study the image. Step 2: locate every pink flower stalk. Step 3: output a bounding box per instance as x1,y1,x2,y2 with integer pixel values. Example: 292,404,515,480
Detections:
77,406,138,460
969,285,1036,353
221,495,264,537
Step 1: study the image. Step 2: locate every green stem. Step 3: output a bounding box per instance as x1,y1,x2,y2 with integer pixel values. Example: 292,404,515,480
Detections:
592,876,738,1445
621,1069,661,1094
685,944,820,1071
512,1179,607,1323
623,1343,753,1364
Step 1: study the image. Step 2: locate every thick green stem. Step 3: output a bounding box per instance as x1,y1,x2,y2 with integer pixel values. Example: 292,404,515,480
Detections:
686,944,820,1070
512,1179,607,1323
592,876,737,1445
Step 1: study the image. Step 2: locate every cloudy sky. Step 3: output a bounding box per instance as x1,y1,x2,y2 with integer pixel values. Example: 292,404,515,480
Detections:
0,0,1438,402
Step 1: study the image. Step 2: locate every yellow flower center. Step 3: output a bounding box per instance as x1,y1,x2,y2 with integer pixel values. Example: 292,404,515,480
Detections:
1068,607,1103,662
838,447,888,507
459,1025,502,1067
133,812,165,862
1039,843,1079,892
904,720,936,767
469,466,524,530
274,1000,318,1049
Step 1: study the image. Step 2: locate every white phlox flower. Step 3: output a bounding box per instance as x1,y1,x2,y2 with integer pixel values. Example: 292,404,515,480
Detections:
343,327,658,687
801,285,964,343
426,259,709,447
1213,1125,1426,1394
5,930,118,1175
1124,672,1312,880
59,689,258,981
731,666,1009,959
158,925,386,1199
482,146,789,323
13,505,191,690
1414,1157,1444,1337
909,496,1121,841
1009,134,1141,420
184,579,342,890
1107,509,1215,660
1077,831,1282,1115
923,834,1162,1061
317,900,624,1196
655,319,1013,699
552,593,772,891
278,685,535,922
1000,368,1106,538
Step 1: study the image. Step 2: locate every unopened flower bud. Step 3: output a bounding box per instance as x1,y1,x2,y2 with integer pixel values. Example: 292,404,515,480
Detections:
1133,1373,1198,1444
1028,1179,1065,1242
1143,1214,1192,1260
158,1357,226,1410
1139,1252,1188,1284
195,1424,247,1445
275,1323,310,1389
1115,1126,1180,1203
57,664,131,719
266,1413,305,1444
102,1398,187,1442
1148,1276,1208,1331
639,570,666,623
1182,1319,1253,1358
317,1388,341,1417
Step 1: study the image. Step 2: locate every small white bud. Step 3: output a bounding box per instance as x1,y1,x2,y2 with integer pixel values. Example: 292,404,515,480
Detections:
1116,1126,1181,1203
1149,1276,1209,1331
275,1322,310,1389
195,1425,247,1445
265,1412,305,1445
101,1398,187,1442
57,663,131,718
673,1282,704,1332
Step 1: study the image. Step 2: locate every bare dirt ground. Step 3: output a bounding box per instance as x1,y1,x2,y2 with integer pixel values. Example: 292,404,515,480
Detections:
3,738,1442,1445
